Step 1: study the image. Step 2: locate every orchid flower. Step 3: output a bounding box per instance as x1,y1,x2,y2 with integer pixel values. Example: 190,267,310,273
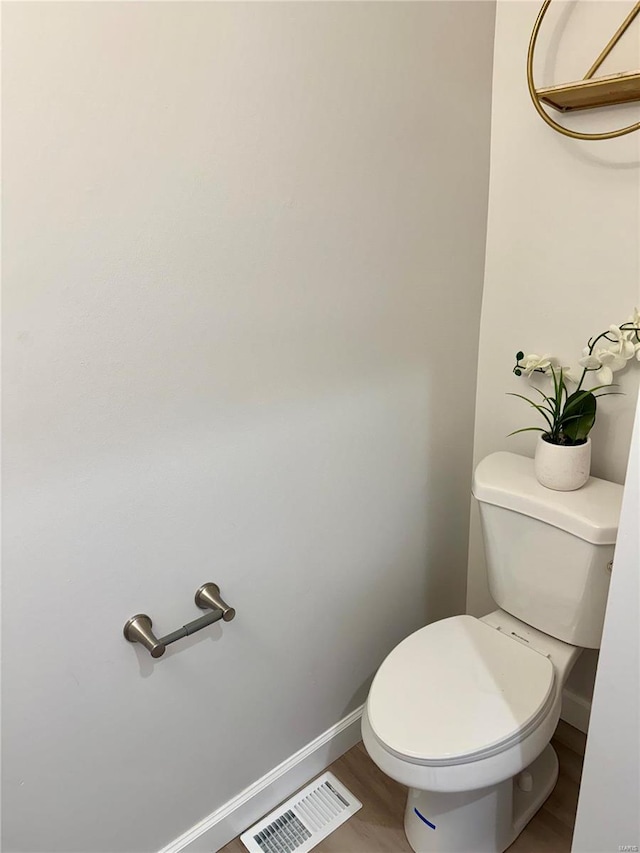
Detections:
579,350,614,385
546,364,580,384
519,353,555,376
602,325,635,364
625,307,640,332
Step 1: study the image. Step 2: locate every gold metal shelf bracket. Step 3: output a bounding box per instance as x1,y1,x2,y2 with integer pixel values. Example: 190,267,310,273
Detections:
527,0,640,140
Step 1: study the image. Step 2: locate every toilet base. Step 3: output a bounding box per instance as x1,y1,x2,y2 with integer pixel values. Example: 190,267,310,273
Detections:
403,744,559,853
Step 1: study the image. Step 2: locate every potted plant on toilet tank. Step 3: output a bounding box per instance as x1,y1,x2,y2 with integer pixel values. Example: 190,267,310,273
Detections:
510,308,640,491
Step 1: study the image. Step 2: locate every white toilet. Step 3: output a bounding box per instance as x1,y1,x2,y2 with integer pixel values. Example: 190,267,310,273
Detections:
362,451,624,853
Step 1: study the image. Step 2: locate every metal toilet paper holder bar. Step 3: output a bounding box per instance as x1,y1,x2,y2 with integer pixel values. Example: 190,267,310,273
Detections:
123,583,235,658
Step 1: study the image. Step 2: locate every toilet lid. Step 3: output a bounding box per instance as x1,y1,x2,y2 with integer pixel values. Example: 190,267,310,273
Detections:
367,615,555,765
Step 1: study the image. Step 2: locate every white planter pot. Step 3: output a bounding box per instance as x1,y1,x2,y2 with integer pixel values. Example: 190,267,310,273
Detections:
534,435,591,491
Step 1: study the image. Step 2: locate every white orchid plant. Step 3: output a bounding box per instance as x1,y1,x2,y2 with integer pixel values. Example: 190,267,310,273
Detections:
510,309,640,446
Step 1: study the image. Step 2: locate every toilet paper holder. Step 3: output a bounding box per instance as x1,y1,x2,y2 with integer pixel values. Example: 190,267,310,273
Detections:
123,583,235,658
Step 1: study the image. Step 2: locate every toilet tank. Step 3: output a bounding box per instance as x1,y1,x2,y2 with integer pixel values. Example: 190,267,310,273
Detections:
473,452,624,649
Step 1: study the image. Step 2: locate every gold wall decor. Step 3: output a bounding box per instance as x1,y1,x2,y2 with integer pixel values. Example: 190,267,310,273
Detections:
527,0,640,140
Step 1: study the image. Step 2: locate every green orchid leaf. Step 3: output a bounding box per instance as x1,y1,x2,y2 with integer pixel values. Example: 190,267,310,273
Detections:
506,392,554,414
556,367,566,414
583,383,619,394
562,390,596,442
549,366,559,402
561,388,598,417
507,427,546,437
528,386,555,403
562,385,618,411
506,393,554,429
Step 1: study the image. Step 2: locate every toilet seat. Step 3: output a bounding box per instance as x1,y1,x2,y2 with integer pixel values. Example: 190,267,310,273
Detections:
367,615,555,767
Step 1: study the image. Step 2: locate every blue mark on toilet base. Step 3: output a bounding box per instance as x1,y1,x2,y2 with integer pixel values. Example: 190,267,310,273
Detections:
414,808,436,830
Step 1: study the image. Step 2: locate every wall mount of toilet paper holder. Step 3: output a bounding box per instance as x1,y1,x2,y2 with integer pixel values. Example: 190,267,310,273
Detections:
123,583,235,658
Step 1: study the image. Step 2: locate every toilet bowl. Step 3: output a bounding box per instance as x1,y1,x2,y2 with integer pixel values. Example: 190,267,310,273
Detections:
362,452,624,853
362,611,579,853
363,609,580,789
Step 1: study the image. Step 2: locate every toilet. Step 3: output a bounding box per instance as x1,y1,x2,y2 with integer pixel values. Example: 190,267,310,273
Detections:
362,451,624,853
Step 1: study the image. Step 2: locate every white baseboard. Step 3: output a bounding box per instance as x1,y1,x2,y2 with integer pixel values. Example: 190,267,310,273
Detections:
159,705,365,853
560,687,591,734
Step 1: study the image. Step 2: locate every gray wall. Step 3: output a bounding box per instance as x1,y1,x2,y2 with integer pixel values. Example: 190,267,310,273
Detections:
2,3,496,851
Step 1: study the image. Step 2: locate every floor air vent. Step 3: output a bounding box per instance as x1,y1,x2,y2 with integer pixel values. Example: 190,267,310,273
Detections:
240,771,362,853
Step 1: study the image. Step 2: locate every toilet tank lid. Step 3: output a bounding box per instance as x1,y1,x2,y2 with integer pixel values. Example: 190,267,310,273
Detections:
472,452,624,545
